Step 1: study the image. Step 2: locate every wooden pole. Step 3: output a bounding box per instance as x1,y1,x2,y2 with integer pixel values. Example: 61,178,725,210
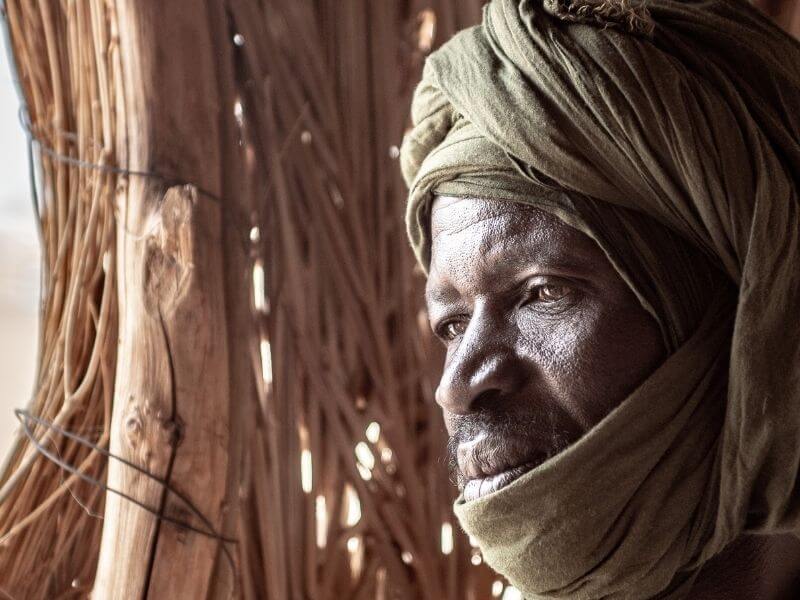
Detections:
92,1,247,597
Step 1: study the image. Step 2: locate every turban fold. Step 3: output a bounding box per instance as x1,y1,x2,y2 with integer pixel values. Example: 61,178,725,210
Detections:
400,0,800,598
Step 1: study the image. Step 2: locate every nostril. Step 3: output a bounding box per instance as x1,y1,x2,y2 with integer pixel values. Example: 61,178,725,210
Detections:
436,348,526,415
435,379,475,416
435,383,509,416
470,388,504,412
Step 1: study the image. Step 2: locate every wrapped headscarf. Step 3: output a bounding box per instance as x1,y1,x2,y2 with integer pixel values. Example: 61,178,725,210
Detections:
400,1,800,598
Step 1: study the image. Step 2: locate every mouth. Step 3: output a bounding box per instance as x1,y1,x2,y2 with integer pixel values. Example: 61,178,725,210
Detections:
456,434,549,502
462,461,538,502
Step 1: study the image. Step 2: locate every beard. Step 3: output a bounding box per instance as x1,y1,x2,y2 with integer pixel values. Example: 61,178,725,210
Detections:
446,405,576,491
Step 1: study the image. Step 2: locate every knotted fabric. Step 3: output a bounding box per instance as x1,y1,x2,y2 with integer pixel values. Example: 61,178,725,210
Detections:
400,1,800,598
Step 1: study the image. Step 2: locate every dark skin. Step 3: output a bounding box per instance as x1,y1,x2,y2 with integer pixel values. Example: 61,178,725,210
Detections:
426,196,800,599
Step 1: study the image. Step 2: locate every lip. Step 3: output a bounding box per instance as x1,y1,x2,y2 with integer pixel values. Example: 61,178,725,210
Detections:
462,462,536,502
456,434,547,501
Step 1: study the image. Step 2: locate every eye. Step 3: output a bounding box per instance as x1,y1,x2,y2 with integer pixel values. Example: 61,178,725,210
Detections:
533,284,572,303
435,318,468,342
522,280,577,309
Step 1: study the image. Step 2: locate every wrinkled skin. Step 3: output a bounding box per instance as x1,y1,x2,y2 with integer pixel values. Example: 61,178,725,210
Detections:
425,195,800,598
426,196,664,498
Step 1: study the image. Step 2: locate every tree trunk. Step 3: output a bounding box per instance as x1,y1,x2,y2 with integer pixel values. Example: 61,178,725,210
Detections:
92,2,247,597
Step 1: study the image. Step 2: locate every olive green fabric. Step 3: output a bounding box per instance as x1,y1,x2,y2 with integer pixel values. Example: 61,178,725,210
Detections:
400,1,800,598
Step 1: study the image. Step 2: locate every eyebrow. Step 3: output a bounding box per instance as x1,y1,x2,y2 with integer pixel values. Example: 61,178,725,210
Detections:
425,250,597,310
424,215,606,309
484,229,596,271
425,282,459,307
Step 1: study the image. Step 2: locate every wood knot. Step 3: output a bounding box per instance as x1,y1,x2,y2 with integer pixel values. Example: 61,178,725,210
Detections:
143,185,196,316
122,400,182,472
543,0,655,36
162,415,184,448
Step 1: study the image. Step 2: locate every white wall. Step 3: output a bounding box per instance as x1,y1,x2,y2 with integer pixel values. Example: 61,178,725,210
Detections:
0,40,40,455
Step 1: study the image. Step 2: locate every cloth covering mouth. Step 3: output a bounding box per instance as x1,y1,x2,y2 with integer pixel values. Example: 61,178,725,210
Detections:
400,0,800,598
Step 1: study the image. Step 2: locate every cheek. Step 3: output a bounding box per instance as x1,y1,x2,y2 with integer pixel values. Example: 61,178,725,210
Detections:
516,301,663,429
595,304,665,399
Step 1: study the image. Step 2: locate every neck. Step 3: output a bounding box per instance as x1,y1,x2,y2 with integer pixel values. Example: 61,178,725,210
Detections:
688,534,800,599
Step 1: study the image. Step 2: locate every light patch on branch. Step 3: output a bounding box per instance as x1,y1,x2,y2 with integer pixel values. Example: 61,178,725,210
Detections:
143,185,196,317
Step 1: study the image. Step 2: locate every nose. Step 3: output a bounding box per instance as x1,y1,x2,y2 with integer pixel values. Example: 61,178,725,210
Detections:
434,316,525,415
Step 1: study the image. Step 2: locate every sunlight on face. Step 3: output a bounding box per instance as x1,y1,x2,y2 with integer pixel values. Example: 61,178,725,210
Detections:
426,196,664,501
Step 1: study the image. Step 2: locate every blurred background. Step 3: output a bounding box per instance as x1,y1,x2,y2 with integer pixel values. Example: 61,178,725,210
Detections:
0,43,38,457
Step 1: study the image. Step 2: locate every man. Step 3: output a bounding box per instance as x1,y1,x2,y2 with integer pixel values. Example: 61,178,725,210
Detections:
400,0,800,598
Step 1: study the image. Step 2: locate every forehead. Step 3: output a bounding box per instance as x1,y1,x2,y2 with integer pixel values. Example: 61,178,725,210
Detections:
428,196,599,281
430,195,552,238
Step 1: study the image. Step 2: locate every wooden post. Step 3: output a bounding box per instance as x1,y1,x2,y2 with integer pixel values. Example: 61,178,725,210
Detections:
92,1,247,597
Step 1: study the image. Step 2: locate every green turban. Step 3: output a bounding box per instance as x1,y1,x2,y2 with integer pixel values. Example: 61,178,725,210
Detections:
400,0,800,598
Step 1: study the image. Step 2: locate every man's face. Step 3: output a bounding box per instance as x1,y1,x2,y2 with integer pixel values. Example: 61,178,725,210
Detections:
426,196,665,501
